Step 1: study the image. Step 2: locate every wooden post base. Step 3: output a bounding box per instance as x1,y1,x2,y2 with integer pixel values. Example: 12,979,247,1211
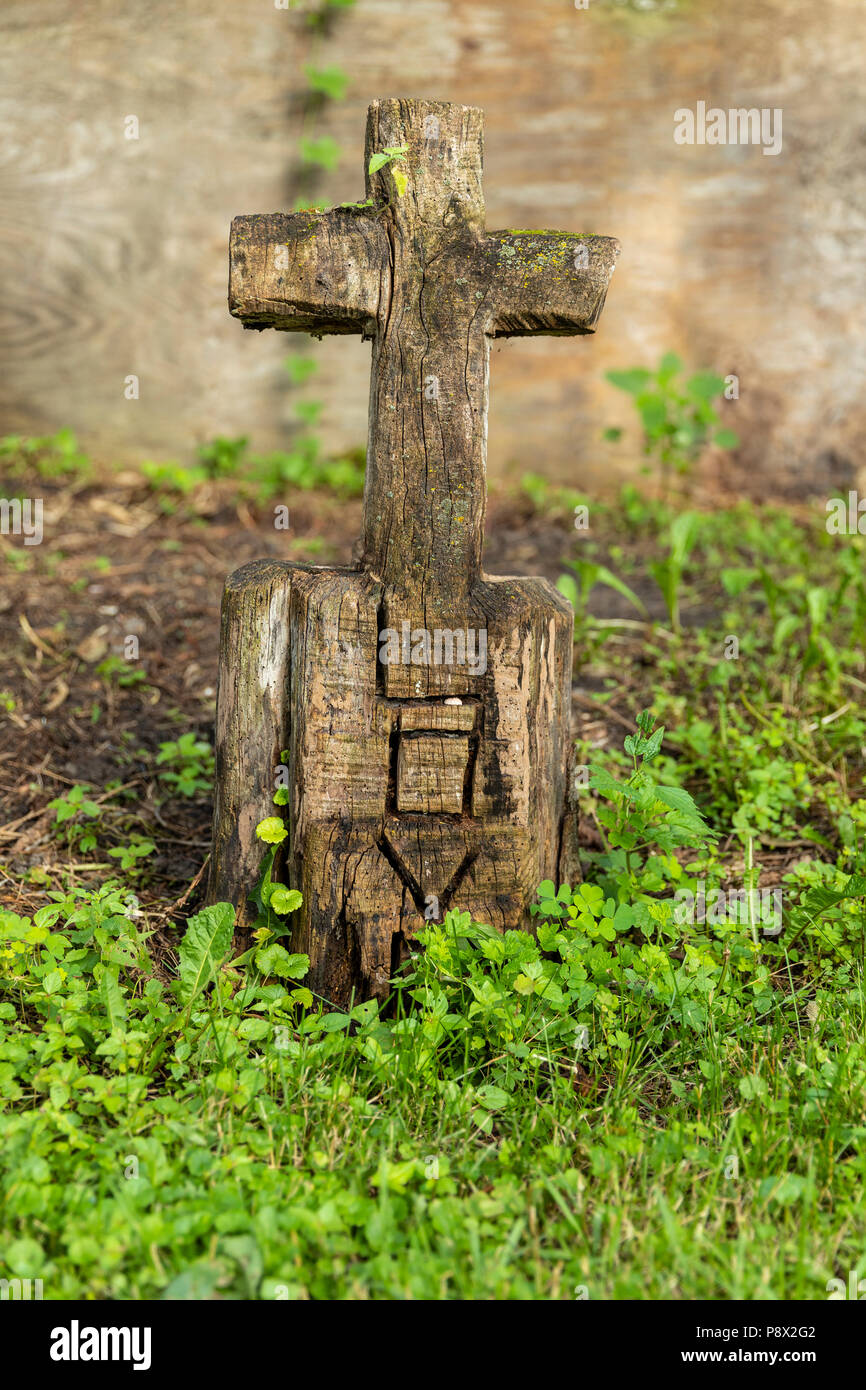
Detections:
208,560,579,1005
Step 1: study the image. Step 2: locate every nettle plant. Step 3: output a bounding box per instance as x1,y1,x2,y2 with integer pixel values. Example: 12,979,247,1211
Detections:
585,709,716,903
279,0,359,505
604,352,739,494
47,784,103,854
154,733,214,798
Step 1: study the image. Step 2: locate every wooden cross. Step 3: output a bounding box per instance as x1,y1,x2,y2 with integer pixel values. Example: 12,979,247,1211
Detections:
209,99,619,1004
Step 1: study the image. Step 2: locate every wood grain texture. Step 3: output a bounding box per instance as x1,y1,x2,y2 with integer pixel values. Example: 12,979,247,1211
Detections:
228,98,616,697
396,734,470,814
229,210,388,335
208,559,296,926
400,702,477,733
209,99,597,1003
1,1,862,490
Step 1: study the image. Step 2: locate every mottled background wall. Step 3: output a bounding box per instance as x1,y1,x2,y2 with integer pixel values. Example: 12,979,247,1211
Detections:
1,0,862,496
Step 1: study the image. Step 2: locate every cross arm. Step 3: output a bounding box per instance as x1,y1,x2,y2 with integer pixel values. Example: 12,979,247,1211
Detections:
229,208,390,336
482,231,620,337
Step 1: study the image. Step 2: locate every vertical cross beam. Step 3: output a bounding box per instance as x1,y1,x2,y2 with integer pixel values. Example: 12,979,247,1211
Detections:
361,101,488,605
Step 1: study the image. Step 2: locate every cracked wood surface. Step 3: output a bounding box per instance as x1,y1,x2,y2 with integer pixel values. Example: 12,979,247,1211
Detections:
210,99,618,1004
229,97,618,612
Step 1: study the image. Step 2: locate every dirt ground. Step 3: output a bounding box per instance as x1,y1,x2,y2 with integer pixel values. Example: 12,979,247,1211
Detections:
0,466,809,934
0,474,571,904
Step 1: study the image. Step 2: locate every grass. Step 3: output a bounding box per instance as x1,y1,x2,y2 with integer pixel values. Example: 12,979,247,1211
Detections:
1,434,865,1300
2,873,864,1300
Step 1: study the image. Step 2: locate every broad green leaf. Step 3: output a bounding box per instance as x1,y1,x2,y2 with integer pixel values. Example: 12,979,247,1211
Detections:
537,897,565,919
284,355,317,385
801,875,866,919
714,429,739,449
606,368,651,395
238,1018,270,1040
738,1073,768,1100
49,1081,69,1108
99,970,127,1030
772,613,801,653
368,145,407,176
534,976,565,1004
255,943,310,980
161,1265,222,1301
686,372,726,401
589,765,637,802
642,725,665,760
575,884,605,913
319,1011,352,1032
304,64,349,100
556,574,579,609
256,817,288,845
300,136,341,171
270,887,303,916
669,511,700,564
476,1084,509,1111
655,785,700,817
177,903,235,1005
721,566,756,596
636,392,667,433
612,902,635,932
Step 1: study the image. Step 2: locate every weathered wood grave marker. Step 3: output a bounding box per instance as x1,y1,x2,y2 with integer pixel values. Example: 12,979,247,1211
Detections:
209,99,619,1004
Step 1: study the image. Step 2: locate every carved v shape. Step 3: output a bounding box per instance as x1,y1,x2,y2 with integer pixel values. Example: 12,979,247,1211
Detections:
376,831,478,919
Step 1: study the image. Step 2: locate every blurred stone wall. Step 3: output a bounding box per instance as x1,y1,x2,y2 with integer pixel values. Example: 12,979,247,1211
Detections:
0,0,862,497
